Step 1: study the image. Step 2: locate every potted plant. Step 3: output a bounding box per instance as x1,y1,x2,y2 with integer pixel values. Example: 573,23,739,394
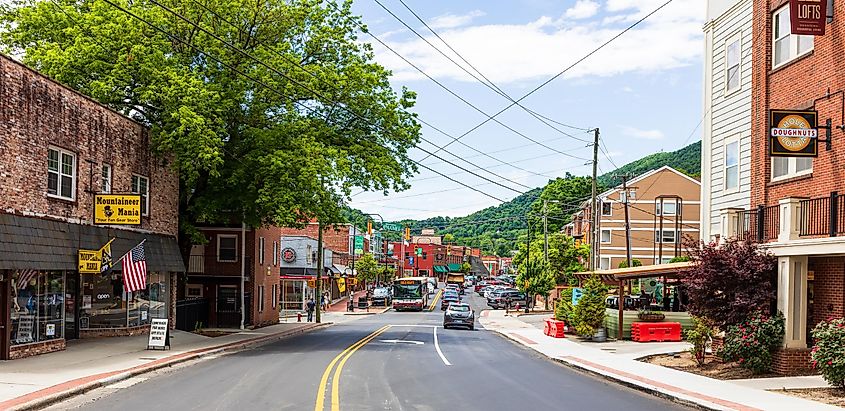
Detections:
637,308,665,322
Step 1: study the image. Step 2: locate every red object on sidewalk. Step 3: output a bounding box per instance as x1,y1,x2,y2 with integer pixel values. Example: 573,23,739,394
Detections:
631,322,681,342
544,318,566,338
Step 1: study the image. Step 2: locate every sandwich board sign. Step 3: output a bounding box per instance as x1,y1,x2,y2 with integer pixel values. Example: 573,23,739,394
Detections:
147,318,170,350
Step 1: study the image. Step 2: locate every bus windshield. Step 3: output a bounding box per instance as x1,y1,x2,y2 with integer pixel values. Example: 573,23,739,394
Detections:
393,283,423,299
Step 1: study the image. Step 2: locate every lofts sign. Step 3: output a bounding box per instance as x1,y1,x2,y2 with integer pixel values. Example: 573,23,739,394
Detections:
770,110,818,157
94,194,142,225
790,0,828,36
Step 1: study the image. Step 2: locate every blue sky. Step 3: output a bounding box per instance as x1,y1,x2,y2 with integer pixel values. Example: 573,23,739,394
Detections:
347,0,704,221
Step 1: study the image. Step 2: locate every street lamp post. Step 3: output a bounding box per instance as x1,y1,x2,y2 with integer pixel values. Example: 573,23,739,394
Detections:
344,267,354,312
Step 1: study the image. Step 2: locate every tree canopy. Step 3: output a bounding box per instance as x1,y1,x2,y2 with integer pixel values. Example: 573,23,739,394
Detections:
1,0,420,251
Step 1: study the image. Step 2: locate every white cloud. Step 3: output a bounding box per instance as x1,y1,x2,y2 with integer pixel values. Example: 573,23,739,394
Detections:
371,0,703,84
428,10,486,30
565,0,600,19
621,126,665,140
621,86,634,93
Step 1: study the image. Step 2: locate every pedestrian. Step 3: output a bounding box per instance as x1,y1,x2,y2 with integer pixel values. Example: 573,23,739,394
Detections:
320,292,327,311
306,297,316,322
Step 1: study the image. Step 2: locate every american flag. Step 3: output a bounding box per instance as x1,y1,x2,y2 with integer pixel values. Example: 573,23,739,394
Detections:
16,269,38,289
121,240,147,293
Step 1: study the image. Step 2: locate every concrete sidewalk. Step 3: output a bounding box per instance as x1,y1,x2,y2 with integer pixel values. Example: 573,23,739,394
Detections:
0,321,328,410
479,310,837,411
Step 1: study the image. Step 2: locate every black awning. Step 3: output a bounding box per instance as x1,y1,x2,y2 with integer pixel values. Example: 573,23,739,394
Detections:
0,213,185,272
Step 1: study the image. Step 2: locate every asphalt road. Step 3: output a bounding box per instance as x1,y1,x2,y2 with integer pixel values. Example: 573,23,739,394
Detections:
55,287,689,411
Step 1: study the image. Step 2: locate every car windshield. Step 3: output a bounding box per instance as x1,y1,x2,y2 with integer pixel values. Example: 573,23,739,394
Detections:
448,305,470,312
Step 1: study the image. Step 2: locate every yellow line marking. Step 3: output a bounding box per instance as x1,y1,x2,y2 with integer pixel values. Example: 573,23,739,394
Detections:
314,325,389,411
428,290,442,311
330,326,390,411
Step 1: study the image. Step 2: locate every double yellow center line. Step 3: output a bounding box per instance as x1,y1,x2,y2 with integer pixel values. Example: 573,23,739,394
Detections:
427,289,442,311
314,325,390,411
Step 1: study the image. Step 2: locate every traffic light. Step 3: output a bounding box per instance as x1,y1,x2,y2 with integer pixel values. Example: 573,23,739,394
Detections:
404,226,410,240
367,220,373,236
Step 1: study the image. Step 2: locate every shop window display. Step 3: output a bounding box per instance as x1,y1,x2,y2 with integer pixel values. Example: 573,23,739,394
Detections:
10,270,65,345
79,271,169,329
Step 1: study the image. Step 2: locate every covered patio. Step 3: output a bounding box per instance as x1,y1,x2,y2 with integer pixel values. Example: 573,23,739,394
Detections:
573,261,694,340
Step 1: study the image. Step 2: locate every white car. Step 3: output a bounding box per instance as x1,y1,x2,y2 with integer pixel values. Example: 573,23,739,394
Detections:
483,285,509,299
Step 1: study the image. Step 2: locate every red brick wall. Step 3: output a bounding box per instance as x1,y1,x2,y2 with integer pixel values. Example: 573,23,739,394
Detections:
771,348,813,375
0,55,179,236
277,223,353,254
808,257,845,330
751,0,845,208
251,229,279,327
9,339,66,360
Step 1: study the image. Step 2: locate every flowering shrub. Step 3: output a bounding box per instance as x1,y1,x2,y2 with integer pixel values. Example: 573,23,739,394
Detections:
685,316,714,366
721,312,785,374
810,318,845,388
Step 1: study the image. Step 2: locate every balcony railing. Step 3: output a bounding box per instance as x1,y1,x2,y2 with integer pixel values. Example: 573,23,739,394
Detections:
799,192,845,237
187,254,253,276
733,205,779,242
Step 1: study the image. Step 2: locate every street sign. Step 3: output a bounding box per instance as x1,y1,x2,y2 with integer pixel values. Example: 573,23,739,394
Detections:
307,279,316,288
415,247,422,256
408,257,415,266
383,223,402,231
354,235,364,255
93,194,142,225
337,278,346,293
571,288,585,305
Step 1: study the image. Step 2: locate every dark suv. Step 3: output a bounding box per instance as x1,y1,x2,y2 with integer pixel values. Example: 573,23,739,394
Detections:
487,289,527,309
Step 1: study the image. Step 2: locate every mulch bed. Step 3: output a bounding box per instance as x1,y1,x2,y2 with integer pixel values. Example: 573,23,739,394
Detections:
641,351,814,380
780,388,845,407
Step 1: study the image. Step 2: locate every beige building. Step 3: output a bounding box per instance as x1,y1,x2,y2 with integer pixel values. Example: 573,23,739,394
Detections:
566,166,701,270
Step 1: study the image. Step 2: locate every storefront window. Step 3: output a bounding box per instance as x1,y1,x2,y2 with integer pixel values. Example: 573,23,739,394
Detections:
10,270,65,345
80,272,170,329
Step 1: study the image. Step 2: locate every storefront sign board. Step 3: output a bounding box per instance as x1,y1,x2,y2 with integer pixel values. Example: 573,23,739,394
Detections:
769,110,818,157
93,194,142,225
790,0,827,36
78,249,102,273
147,318,170,349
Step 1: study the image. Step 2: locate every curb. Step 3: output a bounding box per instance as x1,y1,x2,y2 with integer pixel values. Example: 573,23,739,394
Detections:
3,322,332,411
486,327,728,411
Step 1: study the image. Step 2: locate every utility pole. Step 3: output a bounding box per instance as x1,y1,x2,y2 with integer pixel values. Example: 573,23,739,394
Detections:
620,175,633,269
240,220,246,330
590,128,599,271
543,200,548,262
315,220,323,323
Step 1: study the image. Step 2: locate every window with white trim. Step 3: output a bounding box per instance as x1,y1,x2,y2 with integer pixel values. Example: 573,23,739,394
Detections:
131,174,150,216
259,237,265,265
273,241,278,266
258,285,265,313
620,190,636,202
656,201,677,216
724,139,739,190
271,284,277,308
601,201,612,216
599,257,611,270
725,36,741,93
217,235,238,262
101,164,112,193
47,147,76,200
772,157,812,180
773,6,814,68
600,229,612,243
654,229,677,244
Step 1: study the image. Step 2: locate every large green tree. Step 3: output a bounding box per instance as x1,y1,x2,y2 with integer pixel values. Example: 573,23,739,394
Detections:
528,173,594,234
513,232,588,286
0,0,420,255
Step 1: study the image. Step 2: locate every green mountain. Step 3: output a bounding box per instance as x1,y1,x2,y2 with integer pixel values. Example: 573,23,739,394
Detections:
347,141,702,256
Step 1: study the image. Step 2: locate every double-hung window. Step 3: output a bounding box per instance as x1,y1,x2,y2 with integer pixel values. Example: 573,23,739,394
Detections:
772,157,812,181
601,201,612,216
217,235,238,262
101,164,112,193
725,36,741,93
773,6,814,68
724,139,739,190
600,229,612,243
259,237,265,265
656,202,677,216
273,241,279,266
655,230,677,244
131,174,150,216
47,147,76,200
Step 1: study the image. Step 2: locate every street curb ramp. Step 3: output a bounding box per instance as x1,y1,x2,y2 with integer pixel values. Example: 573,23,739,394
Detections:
2,322,332,411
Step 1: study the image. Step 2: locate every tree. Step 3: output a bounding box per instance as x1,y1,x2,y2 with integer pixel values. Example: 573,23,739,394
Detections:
1,0,421,258
528,173,594,233
681,238,776,330
572,274,608,337
516,257,556,309
460,262,471,274
618,259,643,269
354,253,379,283
513,233,588,286
442,233,455,244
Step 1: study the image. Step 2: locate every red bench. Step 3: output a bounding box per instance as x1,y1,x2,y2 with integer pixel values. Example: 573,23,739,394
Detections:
631,322,681,342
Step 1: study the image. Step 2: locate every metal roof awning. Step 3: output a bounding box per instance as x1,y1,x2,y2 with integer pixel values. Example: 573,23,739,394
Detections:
573,261,694,282
447,263,462,272
433,265,448,273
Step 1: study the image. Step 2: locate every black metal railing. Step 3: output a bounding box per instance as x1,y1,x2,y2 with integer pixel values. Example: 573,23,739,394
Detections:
800,192,845,237
175,298,209,331
187,254,253,276
735,205,779,242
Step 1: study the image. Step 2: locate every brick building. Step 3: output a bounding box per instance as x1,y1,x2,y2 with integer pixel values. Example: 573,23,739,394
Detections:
0,55,184,359
715,0,845,373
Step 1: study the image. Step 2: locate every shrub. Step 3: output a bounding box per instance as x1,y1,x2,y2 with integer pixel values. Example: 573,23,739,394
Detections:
668,256,690,263
685,316,714,366
721,312,785,374
572,275,608,336
811,317,845,388
555,288,574,323
618,259,642,269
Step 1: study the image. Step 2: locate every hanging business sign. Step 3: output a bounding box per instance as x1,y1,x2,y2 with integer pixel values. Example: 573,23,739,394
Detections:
769,110,818,157
94,194,142,225
790,0,827,36
78,249,102,273
281,247,297,263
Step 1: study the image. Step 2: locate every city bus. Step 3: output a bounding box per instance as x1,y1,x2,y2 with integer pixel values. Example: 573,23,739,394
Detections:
392,277,429,311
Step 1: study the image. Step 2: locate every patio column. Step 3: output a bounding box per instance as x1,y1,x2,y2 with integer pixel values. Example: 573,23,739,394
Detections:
777,256,808,349
720,208,742,243
778,198,803,242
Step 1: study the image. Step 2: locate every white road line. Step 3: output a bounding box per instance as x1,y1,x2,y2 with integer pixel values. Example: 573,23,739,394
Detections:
433,326,452,366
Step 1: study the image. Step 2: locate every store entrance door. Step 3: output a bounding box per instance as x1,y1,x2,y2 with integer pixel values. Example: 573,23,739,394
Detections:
65,275,78,340
0,278,9,359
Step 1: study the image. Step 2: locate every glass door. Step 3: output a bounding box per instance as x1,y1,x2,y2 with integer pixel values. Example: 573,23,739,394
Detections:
65,274,78,339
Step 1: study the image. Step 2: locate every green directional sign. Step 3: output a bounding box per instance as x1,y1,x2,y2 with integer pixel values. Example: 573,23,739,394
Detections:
354,235,364,255
382,223,402,232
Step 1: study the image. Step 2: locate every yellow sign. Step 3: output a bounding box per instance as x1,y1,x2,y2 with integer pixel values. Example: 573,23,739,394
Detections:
94,194,142,225
307,279,316,288
337,278,346,293
78,249,102,273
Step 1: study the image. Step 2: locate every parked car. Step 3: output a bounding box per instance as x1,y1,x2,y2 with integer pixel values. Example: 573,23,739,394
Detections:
441,293,461,310
443,303,475,330
483,285,510,299
487,289,527,309
371,287,392,306
474,281,489,294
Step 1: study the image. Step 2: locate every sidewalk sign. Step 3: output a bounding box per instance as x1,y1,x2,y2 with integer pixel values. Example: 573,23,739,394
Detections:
147,318,170,350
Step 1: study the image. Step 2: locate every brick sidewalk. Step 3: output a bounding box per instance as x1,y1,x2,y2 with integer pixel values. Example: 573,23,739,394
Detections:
479,310,838,411
326,290,367,312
